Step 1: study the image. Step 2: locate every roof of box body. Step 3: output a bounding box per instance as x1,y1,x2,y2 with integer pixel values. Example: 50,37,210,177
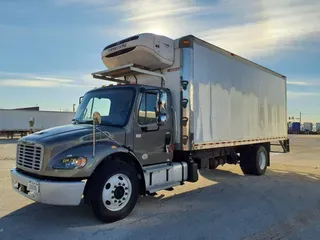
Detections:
177,35,286,80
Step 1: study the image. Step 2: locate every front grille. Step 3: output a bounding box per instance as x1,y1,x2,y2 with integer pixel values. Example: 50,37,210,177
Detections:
17,143,44,171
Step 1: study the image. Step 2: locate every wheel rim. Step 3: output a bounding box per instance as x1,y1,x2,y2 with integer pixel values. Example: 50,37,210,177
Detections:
102,173,132,211
258,151,266,170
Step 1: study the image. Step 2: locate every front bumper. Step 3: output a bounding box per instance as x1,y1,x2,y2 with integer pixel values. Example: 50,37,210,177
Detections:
10,168,86,206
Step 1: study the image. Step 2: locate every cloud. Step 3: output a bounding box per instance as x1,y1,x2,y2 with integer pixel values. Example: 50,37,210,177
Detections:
287,81,311,86
197,0,320,57
287,91,320,98
287,81,319,86
33,76,74,83
0,79,61,88
0,79,96,88
56,0,320,58
0,71,97,88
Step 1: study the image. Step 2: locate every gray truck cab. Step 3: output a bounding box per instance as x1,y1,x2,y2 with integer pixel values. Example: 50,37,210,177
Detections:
73,84,174,167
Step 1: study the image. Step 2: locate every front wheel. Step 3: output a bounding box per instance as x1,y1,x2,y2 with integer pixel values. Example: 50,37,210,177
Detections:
240,145,268,175
90,160,139,223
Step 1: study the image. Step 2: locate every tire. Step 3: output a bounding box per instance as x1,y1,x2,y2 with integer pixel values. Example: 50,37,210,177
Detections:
90,159,140,223
240,145,268,176
240,149,254,174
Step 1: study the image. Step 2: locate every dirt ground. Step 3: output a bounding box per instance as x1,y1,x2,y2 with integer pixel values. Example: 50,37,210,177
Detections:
0,135,319,240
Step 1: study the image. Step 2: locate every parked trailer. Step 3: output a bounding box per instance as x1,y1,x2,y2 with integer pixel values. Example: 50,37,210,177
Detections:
289,122,301,134
11,33,289,223
303,122,313,133
0,109,74,138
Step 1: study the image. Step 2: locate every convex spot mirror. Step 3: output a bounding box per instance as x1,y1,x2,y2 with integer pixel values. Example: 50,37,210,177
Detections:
93,112,102,125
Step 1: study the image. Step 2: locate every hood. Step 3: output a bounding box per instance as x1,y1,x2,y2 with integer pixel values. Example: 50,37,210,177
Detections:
23,124,94,141
22,124,91,141
21,124,126,141
19,124,127,160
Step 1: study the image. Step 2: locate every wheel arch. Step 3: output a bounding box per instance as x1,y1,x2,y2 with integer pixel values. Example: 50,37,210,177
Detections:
84,151,146,204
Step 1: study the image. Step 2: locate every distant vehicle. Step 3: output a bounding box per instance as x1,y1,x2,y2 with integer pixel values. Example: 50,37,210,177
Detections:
0,109,74,138
316,123,320,133
288,122,301,134
10,33,290,223
303,122,313,134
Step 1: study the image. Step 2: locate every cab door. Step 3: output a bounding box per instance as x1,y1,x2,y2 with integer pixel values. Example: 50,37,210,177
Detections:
133,89,173,166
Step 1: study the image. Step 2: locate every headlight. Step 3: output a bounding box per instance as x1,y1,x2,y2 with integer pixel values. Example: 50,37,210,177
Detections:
53,157,87,169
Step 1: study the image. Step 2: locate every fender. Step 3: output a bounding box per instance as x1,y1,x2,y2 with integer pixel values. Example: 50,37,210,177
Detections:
48,140,143,179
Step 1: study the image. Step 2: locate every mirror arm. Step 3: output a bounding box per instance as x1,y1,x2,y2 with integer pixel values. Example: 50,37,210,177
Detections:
93,116,96,158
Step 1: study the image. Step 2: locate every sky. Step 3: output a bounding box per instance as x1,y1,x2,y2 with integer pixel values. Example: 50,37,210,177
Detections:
0,0,319,123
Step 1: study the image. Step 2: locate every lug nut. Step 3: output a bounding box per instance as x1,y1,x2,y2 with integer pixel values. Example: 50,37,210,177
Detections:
122,183,125,186
125,187,128,190
114,200,117,203
118,183,121,185
125,192,128,195
122,198,125,200
111,196,114,199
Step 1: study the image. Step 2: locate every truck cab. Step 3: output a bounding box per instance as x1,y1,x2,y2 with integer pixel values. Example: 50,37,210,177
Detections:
74,83,174,166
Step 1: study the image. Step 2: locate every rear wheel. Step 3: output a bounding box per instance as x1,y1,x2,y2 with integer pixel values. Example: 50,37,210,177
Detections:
240,145,268,175
90,160,139,223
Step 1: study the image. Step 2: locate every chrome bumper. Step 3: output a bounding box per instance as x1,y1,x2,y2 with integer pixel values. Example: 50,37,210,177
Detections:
10,168,86,206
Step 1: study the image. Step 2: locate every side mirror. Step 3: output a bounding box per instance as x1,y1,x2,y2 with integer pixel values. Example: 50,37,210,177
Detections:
158,114,167,126
93,112,101,125
79,96,83,104
157,91,168,126
160,92,167,106
157,92,168,112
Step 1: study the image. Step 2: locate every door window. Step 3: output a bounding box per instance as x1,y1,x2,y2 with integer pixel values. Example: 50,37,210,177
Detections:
138,93,157,125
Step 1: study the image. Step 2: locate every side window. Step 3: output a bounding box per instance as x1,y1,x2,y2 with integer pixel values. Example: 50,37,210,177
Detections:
138,93,157,125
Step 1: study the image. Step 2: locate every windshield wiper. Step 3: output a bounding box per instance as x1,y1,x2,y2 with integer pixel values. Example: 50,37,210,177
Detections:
72,119,80,124
72,119,93,124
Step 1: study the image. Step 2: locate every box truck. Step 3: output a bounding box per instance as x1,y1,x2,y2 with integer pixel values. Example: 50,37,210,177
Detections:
0,109,75,138
316,123,320,133
10,33,289,223
303,122,313,133
288,122,301,134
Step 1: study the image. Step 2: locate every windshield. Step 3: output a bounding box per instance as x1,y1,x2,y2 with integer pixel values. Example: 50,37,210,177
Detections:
73,88,135,127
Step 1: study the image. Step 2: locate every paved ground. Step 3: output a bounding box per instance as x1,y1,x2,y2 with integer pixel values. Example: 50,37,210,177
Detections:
0,135,319,240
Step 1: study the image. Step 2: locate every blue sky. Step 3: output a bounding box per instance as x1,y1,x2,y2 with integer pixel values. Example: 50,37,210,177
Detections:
0,0,319,122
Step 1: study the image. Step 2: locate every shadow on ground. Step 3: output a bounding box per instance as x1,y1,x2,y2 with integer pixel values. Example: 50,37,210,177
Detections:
1,167,320,240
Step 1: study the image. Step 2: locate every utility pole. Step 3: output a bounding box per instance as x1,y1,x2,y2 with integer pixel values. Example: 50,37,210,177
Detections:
299,112,302,125
73,104,76,113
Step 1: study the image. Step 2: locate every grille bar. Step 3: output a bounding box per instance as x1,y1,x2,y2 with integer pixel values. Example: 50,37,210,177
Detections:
16,143,44,171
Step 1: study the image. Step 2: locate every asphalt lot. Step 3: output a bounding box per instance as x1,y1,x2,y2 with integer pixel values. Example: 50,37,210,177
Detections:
0,135,319,240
